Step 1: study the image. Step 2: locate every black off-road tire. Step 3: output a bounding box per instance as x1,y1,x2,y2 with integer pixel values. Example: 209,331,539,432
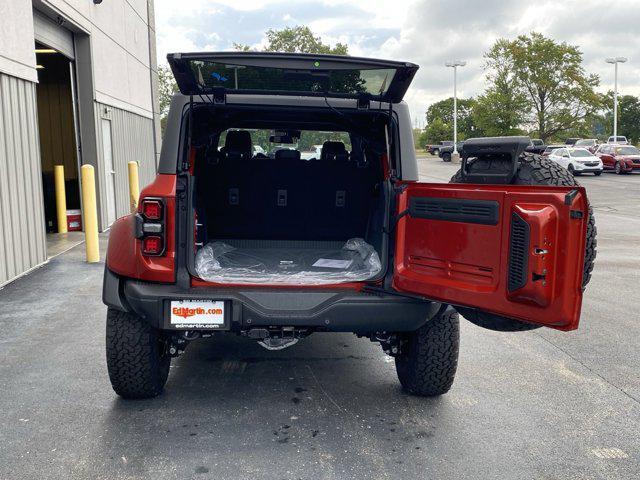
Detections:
106,308,171,399
450,154,597,331
395,309,460,396
442,152,452,162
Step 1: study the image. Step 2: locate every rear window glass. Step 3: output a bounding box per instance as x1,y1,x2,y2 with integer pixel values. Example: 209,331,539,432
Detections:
219,129,351,158
188,60,396,97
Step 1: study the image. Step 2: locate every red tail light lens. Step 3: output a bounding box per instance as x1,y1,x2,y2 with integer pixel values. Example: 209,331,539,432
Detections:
142,199,163,220
138,197,166,257
142,236,163,255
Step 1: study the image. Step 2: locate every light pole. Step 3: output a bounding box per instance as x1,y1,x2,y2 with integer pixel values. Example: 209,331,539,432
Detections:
605,57,627,141
445,60,466,158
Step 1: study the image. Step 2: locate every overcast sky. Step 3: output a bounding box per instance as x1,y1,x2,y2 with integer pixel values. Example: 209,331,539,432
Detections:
155,0,640,125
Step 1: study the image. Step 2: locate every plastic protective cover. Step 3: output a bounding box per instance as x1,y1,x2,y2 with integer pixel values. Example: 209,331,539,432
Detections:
195,238,382,285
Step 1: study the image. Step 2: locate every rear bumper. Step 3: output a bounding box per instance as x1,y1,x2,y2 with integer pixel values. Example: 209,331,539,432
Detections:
103,268,440,334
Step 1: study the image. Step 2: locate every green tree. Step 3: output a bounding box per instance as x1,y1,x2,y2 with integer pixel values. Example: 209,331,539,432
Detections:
235,26,348,54
158,66,178,137
485,33,602,142
424,97,477,141
473,91,527,137
422,118,452,145
604,94,640,144
412,128,425,150
474,39,528,136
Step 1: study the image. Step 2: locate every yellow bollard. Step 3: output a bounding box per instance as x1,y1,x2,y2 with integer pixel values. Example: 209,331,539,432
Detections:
127,161,140,213
81,164,100,263
53,165,68,233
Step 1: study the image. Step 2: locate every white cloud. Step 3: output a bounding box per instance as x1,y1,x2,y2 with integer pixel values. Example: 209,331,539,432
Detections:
154,0,640,123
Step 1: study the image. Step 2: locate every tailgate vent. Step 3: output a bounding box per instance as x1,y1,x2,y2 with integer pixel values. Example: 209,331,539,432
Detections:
409,197,499,225
508,212,530,292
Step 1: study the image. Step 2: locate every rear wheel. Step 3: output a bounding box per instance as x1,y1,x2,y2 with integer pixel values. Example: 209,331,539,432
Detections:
442,152,451,162
106,308,171,399
450,154,597,331
615,162,623,174
395,309,459,396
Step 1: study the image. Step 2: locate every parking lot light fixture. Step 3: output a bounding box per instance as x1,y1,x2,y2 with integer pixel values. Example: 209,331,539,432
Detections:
605,57,628,141
445,60,466,155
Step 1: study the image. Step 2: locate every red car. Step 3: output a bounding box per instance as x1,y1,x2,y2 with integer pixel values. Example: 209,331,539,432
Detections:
595,144,640,174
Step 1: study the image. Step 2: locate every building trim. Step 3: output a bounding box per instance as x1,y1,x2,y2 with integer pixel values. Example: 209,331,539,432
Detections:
95,91,154,120
0,55,38,83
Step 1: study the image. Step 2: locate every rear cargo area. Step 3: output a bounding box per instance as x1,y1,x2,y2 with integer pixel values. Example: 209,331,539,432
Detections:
195,238,381,285
192,126,388,285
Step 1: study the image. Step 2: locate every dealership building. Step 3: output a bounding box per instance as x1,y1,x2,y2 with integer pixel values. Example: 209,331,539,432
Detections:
0,0,160,285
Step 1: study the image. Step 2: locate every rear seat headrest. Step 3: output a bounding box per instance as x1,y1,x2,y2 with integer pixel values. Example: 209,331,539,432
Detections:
221,130,252,160
321,141,349,162
274,149,301,161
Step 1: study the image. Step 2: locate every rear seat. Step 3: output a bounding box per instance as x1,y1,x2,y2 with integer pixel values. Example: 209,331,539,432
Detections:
260,149,306,238
198,130,254,238
200,133,377,241
309,142,365,238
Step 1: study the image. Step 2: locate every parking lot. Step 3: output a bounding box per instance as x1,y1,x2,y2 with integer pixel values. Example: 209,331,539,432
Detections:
0,155,638,480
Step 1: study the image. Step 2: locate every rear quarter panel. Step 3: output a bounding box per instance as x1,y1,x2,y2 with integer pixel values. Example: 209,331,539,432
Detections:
106,175,177,282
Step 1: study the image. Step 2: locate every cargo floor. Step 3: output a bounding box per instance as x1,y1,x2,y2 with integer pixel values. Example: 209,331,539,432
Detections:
194,238,382,285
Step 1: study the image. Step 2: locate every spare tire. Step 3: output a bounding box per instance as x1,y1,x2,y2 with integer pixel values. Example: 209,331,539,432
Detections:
450,153,597,331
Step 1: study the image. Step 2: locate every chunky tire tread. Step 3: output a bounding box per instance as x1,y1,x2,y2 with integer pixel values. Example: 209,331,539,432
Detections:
395,310,460,396
106,308,171,399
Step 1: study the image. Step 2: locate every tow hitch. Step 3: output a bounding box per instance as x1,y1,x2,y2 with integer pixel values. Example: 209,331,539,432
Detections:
244,327,311,351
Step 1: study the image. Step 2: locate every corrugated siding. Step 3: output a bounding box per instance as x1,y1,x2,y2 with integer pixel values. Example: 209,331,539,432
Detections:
94,102,156,224
0,73,47,285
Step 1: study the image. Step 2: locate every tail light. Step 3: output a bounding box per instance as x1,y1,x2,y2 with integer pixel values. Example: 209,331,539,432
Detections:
142,236,163,255
136,198,166,256
142,199,163,220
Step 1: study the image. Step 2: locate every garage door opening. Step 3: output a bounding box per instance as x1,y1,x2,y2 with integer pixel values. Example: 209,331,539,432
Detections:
35,42,84,257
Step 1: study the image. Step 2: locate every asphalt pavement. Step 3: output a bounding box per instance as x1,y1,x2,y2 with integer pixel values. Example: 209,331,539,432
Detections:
0,155,638,479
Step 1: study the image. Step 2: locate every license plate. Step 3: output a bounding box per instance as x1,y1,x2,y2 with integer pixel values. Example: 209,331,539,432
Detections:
170,300,226,328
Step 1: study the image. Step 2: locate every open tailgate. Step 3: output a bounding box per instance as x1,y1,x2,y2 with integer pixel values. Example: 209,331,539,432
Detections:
167,52,418,103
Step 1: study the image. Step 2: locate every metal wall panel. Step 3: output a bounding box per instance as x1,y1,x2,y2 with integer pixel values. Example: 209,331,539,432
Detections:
94,102,157,225
0,73,47,286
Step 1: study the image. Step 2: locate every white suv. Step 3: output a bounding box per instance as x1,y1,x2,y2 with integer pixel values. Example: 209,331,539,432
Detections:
548,147,603,176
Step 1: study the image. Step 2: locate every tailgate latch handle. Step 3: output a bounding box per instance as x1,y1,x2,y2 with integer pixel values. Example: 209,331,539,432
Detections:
564,189,579,205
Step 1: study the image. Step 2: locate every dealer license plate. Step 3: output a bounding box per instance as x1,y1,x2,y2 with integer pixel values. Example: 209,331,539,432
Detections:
170,300,226,328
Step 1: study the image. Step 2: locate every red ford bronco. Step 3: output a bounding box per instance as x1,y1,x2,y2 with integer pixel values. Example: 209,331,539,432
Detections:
103,52,596,399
